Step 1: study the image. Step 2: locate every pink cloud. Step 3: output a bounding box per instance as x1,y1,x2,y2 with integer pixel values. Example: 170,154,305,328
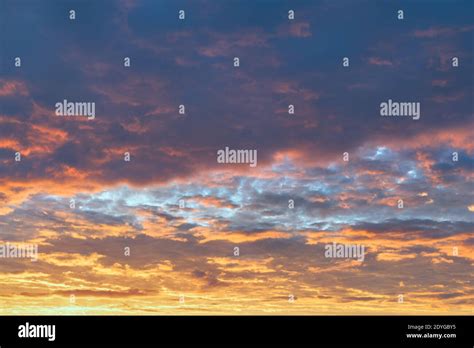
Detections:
413,27,455,38
432,79,448,87
413,25,474,38
432,92,465,103
0,79,28,96
289,22,312,38
198,31,269,58
368,57,393,67
273,81,298,94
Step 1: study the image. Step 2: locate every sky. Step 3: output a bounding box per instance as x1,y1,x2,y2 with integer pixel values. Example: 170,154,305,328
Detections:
0,0,473,315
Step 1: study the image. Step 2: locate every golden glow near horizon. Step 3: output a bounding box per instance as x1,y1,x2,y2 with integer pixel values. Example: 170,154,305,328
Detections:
0,179,472,315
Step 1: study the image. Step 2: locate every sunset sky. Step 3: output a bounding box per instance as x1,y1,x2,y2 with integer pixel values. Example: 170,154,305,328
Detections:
0,0,473,315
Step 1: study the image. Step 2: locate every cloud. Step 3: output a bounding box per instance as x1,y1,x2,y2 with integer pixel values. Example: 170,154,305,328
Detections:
413,25,474,38
0,0,472,315
368,57,393,66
